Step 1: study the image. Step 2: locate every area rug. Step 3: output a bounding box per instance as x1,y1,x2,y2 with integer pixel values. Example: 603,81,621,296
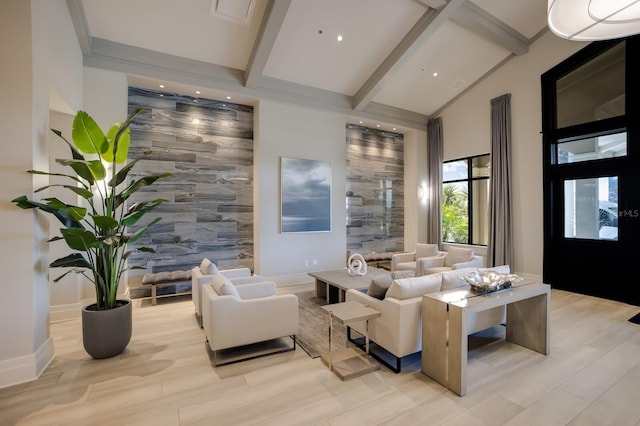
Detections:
296,291,349,358
629,312,640,325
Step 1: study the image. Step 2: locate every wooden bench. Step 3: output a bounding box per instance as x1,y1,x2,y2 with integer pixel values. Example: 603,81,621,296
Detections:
142,270,192,305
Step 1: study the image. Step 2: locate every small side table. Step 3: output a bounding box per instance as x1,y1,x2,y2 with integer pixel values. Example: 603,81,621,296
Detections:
320,301,381,380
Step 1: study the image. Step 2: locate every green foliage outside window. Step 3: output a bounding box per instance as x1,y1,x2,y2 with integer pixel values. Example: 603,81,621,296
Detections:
442,183,468,243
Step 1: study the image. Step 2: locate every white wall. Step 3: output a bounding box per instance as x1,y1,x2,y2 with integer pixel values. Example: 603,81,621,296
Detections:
439,31,587,277
254,100,348,283
0,0,82,389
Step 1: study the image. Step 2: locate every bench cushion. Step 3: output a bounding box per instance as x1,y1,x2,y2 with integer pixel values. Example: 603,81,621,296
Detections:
142,270,192,284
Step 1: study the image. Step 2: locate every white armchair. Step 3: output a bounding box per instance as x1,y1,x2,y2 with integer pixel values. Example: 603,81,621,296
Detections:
202,280,298,365
391,243,446,276
421,246,483,275
192,258,264,322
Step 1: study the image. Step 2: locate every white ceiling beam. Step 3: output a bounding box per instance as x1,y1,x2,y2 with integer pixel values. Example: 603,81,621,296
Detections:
66,0,93,55
352,0,466,111
451,2,529,56
416,0,447,9
244,0,292,88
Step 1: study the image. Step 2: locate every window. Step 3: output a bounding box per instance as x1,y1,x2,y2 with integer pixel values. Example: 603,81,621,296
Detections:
564,176,618,241
442,154,490,245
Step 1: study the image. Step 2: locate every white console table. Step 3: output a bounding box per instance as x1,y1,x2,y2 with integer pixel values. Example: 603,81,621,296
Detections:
421,281,550,396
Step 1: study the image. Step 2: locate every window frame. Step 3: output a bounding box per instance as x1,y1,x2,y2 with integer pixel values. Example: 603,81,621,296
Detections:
442,153,490,246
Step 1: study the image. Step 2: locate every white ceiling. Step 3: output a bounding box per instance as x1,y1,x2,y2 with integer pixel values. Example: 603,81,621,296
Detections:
74,0,550,130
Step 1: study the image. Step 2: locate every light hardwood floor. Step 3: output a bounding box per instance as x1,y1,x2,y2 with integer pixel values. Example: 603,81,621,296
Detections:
1,284,639,425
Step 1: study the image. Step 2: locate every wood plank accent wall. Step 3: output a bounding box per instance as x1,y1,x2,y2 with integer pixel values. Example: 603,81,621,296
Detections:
346,124,404,256
126,87,254,274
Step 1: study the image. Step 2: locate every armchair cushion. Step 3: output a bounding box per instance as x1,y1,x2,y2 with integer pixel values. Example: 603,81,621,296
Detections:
415,243,438,259
444,246,474,267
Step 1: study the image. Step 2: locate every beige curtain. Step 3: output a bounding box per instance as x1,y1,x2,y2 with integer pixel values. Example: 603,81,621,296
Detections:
427,117,443,245
488,94,514,267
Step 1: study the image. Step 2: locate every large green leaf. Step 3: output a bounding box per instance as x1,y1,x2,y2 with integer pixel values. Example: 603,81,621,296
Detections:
51,129,94,181
11,196,84,228
92,215,118,232
61,228,100,251
44,198,87,222
114,174,173,208
128,217,162,244
35,184,93,199
103,124,130,164
27,169,85,187
56,159,106,183
72,111,108,155
122,199,167,226
108,157,143,187
50,253,92,269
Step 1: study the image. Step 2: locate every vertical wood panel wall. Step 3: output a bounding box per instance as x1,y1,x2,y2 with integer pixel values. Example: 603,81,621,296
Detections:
346,124,404,256
126,87,254,274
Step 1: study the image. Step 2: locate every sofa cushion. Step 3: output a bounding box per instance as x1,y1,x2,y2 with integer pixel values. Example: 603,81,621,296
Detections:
386,273,442,300
441,267,477,290
200,258,219,275
445,246,474,267
368,270,417,299
415,243,438,259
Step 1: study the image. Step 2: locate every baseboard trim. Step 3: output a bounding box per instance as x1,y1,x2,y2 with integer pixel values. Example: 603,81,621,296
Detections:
0,337,54,390
268,273,314,287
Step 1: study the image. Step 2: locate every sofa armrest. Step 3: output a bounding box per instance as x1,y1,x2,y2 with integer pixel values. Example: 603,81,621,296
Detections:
453,256,484,269
236,281,277,300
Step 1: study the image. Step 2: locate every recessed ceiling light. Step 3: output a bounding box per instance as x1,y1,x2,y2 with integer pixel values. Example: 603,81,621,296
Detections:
226,96,231,100
196,90,201,94
433,72,438,77
393,127,397,131
376,124,381,128
337,34,343,42
159,84,165,88
359,121,363,124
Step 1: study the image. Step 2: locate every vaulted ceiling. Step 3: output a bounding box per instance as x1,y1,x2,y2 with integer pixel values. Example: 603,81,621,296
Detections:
70,0,550,130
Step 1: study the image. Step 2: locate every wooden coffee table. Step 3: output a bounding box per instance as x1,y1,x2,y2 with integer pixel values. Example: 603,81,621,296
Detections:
308,267,389,304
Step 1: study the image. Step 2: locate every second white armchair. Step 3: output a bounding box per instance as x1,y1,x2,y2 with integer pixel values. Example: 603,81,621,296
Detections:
420,246,483,275
391,243,446,276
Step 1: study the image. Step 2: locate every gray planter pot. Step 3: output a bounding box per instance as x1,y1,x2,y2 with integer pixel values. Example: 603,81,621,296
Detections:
82,300,132,359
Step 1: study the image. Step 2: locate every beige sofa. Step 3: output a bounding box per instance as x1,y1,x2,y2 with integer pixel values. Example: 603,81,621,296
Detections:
192,258,265,322
345,265,509,372
202,278,298,365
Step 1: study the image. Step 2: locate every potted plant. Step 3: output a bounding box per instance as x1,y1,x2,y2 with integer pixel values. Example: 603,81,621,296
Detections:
12,107,171,359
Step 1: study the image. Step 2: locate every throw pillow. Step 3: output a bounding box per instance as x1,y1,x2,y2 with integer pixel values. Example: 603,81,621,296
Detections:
368,274,393,299
200,258,219,275
444,246,474,267
415,243,438,259
212,274,240,298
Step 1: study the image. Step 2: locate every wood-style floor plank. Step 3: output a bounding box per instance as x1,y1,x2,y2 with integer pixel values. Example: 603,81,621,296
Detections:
0,288,638,425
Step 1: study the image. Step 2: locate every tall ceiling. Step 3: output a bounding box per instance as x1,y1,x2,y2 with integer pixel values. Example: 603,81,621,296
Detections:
71,0,550,130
